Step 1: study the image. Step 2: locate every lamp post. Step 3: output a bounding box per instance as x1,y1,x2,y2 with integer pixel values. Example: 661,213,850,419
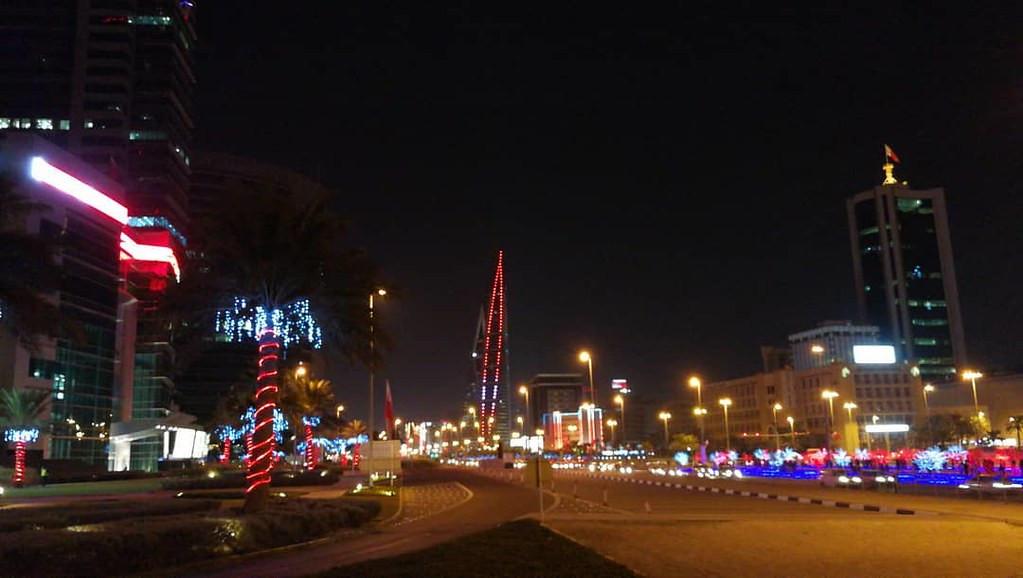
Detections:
518,385,530,430
658,411,672,447
579,351,595,404
614,394,625,444
692,406,707,449
606,418,618,446
922,384,935,444
719,398,732,452
962,370,983,418
368,288,386,444
872,414,890,452
336,404,345,420
772,403,783,451
688,376,702,406
843,402,858,448
821,390,838,451
786,416,796,447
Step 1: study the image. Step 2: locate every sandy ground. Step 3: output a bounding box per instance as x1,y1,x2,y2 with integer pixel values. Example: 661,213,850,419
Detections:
550,517,1023,578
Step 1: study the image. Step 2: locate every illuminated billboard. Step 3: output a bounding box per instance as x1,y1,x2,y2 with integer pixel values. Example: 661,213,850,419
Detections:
853,345,897,364
611,379,630,394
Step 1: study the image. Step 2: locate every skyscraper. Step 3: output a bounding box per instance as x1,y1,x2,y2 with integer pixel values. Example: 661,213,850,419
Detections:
473,251,510,441
846,160,966,382
1,1,196,464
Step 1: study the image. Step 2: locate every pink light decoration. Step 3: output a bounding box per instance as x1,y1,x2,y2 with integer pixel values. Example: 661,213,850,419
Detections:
246,329,279,497
29,157,128,224
119,232,181,281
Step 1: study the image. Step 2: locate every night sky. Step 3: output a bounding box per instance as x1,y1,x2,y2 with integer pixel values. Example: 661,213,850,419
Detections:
194,5,1022,421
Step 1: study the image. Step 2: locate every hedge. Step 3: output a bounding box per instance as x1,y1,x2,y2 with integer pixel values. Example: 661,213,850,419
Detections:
0,498,220,532
0,498,380,576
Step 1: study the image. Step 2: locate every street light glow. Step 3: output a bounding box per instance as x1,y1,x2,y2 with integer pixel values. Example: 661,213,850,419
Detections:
718,398,732,407
377,288,387,296
578,350,591,363
773,402,783,411
923,384,936,393
518,385,528,396
688,376,701,388
962,370,983,380
821,390,838,400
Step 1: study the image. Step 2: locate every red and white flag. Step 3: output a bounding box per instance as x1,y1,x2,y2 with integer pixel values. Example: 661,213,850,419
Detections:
384,380,395,433
884,144,900,164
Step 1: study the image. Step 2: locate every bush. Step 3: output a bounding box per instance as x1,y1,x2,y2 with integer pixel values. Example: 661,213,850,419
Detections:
161,466,339,490
0,498,220,532
0,497,381,576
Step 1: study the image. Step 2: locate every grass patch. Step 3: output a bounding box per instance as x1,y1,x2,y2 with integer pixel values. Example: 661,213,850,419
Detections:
0,497,380,576
320,519,636,578
0,478,163,498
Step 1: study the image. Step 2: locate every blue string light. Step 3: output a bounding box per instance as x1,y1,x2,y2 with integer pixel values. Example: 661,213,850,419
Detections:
215,297,323,349
3,428,39,443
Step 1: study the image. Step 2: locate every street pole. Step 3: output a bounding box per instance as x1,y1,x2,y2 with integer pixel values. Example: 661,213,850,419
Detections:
368,292,375,447
723,405,730,453
772,404,781,451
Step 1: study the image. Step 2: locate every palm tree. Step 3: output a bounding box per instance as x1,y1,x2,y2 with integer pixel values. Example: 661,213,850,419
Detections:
1008,416,1023,449
0,174,63,350
177,186,381,511
340,419,368,471
0,388,51,486
210,387,251,464
280,374,335,470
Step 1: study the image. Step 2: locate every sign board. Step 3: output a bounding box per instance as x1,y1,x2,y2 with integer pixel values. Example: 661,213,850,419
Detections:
523,456,552,488
363,440,403,475
611,379,631,394
865,423,910,433
853,345,897,364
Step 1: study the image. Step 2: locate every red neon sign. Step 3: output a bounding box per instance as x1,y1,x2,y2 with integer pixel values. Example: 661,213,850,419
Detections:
119,232,181,281
29,157,128,224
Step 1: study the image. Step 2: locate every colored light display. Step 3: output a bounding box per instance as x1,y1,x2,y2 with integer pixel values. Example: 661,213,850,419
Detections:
246,330,280,496
119,232,181,281
4,428,38,486
127,216,188,247
28,157,128,224
477,251,507,439
302,416,321,470
216,297,322,349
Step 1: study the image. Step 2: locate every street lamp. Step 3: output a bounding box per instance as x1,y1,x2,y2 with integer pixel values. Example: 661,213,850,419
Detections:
336,404,345,420
614,394,625,444
786,416,796,447
579,351,595,404
821,390,838,451
688,376,702,407
518,385,529,429
843,402,858,448
658,411,672,447
606,418,618,446
368,288,386,443
719,398,732,452
295,363,307,378
962,370,983,417
771,403,783,451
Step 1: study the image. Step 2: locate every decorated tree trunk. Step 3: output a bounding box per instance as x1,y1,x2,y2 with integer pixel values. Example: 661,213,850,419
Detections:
220,437,231,464
13,441,27,487
304,422,315,470
245,328,280,512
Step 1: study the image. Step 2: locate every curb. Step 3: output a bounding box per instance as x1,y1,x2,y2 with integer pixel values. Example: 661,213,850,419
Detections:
577,472,934,516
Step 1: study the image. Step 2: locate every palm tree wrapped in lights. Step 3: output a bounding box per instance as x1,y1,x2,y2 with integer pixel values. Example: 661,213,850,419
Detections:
174,188,382,512
0,388,50,487
280,373,335,471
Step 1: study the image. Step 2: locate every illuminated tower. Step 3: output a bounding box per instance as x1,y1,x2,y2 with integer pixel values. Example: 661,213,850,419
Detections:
474,251,510,441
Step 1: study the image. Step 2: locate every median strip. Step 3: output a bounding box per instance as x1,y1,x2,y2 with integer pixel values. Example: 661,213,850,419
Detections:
577,472,925,516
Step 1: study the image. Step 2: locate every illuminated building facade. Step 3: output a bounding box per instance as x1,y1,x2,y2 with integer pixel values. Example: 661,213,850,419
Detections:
471,251,510,441
788,321,880,371
0,1,197,459
847,175,966,381
0,135,126,463
526,373,584,429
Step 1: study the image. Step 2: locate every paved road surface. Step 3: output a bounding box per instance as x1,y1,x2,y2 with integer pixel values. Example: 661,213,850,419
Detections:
191,467,553,578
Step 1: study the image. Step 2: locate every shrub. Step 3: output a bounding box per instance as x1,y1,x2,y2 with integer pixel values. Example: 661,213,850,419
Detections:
0,497,380,575
0,498,220,532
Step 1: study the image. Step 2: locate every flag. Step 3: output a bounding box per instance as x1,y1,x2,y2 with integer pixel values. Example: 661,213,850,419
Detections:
384,380,395,434
884,144,900,164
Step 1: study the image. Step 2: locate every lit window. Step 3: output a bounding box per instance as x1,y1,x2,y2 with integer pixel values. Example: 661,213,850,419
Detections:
59,119,70,130
0,118,9,129
36,118,54,130
128,130,167,141
85,120,95,129
56,392,65,400
15,118,32,129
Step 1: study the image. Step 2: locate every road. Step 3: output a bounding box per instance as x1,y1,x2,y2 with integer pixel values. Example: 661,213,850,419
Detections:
191,466,553,578
546,468,1023,577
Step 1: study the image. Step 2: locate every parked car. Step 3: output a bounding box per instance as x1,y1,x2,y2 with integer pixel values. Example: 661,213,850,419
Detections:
957,474,1023,495
820,468,862,488
860,469,897,491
